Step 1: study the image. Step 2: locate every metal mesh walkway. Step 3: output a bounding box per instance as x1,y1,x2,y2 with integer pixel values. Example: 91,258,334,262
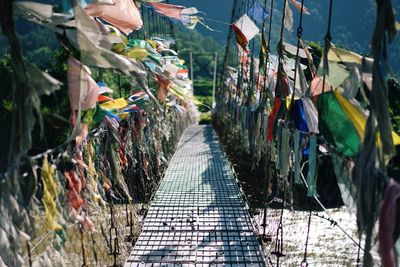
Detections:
125,125,265,266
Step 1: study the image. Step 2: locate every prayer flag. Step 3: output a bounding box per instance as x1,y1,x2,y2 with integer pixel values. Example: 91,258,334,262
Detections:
85,0,143,35
232,14,259,50
247,1,269,24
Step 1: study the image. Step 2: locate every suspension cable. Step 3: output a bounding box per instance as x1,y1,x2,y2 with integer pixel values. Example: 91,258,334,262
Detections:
322,0,333,95
289,0,305,111
261,0,274,98
356,231,362,266
301,210,312,266
266,0,274,51
272,188,286,266
278,0,287,44
275,0,288,98
219,0,238,88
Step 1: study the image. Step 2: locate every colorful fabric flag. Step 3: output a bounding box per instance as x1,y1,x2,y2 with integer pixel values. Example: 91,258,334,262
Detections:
307,135,317,197
258,26,268,73
97,81,113,94
293,130,302,184
279,127,291,177
288,0,311,15
71,2,148,78
292,100,309,132
317,92,359,157
334,90,400,145
149,2,185,19
328,46,373,65
379,178,400,267
67,56,100,111
41,156,62,231
148,2,207,30
266,98,281,143
121,104,140,113
122,47,149,60
301,97,318,133
128,91,148,102
284,0,294,31
247,1,269,24
97,94,114,102
84,0,143,35
310,76,331,96
99,98,128,109
180,16,201,30
155,74,172,102
232,14,259,50
149,2,199,20
283,42,307,58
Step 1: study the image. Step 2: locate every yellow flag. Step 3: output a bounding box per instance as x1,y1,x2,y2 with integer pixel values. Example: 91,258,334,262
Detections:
328,46,373,65
334,90,400,145
41,155,63,231
99,98,128,109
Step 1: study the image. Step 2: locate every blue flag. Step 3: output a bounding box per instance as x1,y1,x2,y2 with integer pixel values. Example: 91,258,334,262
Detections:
247,1,269,24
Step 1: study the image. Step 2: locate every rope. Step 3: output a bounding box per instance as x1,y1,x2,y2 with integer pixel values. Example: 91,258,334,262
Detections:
267,0,274,52
356,233,362,266
275,0,288,98
289,0,305,112
301,210,312,266
219,0,238,88
26,241,32,267
203,17,231,26
22,231,55,259
311,198,384,267
236,0,246,99
322,0,333,95
272,191,286,266
259,0,273,110
292,147,377,265
80,224,87,267
313,196,363,251
278,0,287,44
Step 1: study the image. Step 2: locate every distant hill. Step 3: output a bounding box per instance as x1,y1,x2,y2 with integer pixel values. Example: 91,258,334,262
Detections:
171,0,400,76
1,0,399,76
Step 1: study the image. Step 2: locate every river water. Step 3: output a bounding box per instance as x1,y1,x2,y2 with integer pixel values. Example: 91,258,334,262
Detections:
252,207,381,266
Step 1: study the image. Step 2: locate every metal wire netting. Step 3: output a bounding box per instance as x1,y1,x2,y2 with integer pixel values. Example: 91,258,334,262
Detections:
3,108,196,267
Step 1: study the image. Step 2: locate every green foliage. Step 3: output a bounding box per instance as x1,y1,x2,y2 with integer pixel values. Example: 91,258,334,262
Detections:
193,78,214,113
0,53,13,167
306,41,323,70
15,19,59,69
196,96,213,113
388,78,400,133
199,113,212,124
194,78,213,96
175,30,220,114
99,70,132,98
175,29,224,79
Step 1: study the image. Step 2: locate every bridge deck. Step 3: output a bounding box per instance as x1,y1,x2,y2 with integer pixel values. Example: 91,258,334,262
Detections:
125,125,265,266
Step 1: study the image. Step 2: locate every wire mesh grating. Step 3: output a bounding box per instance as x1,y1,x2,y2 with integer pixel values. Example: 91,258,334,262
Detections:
125,126,265,266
